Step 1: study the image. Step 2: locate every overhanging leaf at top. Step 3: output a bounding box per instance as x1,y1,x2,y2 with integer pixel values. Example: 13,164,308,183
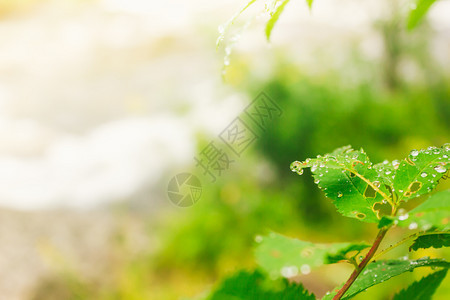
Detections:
265,0,291,41
216,0,258,48
407,0,438,30
291,146,393,223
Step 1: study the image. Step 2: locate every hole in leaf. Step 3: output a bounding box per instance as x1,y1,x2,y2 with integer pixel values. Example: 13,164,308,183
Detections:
372,202,391,218
364,184,376,198
356,213,366,219
350,172,356,178
408,181,422,193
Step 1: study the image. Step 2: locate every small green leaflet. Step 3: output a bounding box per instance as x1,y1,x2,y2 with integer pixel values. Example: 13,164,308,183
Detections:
326,244,370,264
393,145,449,203
206,270,316,300
396,189,450,231
254,232,369,279
306,0,314,10
407,0,438,30
409,233,450,251
291,146,392,223
322,258,450,300
392,269,448,300
265,0,291,41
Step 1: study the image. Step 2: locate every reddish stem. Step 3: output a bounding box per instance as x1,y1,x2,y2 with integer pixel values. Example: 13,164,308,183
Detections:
332,228,388,300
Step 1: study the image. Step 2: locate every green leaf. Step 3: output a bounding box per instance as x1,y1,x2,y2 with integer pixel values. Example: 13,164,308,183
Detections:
407,0,438,30
207,270,316,300
306,0,314,9
291,146,393,223
396,189,450,231
409,233,450,251
326,244,370,264
393,145,449,203
322,258,450,300
265,0,291,41
216,0,258,48
254,232,369,279
392,269,448,300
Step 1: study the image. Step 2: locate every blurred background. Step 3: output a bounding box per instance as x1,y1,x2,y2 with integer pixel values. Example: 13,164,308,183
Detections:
0,0,449,299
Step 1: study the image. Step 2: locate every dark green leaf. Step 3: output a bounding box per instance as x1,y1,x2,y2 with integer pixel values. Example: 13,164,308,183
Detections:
255,232,368,279
207,270,316,300
409,233,450,251
392,269,447,300
393,145,449,203
322,258,450,300
265,0,291,41
378,216,395,228
407,0,438,30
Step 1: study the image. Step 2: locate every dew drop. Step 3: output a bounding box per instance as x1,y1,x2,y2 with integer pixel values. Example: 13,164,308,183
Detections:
373,181,381,188
300,264,311,275
434,165,446,174
399,213,409,221
290,161,301,172
385,170,392,175
383,160,389,164
314,179,320,184
408,222,418,230
410,150,419,157
420,172,428,178
297,169,304,175
281,265,299,278
337,192,343,198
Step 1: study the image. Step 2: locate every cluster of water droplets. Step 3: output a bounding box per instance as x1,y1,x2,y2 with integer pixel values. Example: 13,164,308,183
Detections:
402,145,450,197
290,160,304,175
280,263,311,278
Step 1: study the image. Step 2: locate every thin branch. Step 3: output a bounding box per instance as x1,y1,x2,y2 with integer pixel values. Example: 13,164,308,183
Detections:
332,228,389,300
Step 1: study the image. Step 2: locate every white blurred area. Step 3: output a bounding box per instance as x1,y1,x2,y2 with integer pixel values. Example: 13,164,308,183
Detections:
0,0,249,210
0,0,449,211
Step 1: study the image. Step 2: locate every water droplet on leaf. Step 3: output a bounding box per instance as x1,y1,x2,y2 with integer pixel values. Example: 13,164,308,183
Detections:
434,165,446,173
410,150,419,157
